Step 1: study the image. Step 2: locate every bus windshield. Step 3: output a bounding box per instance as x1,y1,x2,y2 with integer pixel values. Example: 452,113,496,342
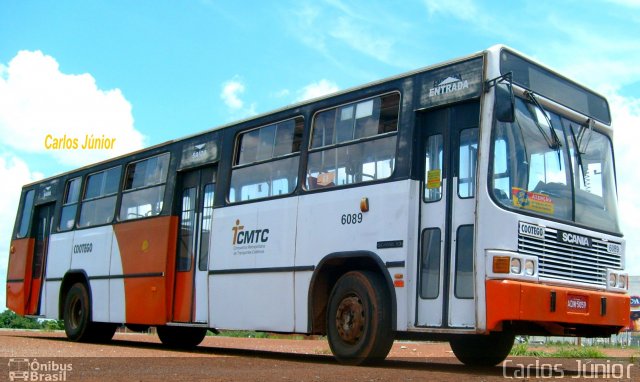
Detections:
491,97,620,234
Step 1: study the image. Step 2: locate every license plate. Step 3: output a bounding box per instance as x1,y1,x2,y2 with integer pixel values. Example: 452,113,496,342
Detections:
567,294,589,313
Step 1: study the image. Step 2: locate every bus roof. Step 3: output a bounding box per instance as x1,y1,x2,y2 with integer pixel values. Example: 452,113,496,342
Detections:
21,44,610,188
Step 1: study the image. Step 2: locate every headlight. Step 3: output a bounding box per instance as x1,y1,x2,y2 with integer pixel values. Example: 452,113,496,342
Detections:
617,274,627,289
510,258,521,274
486,251,538,281
609,273,617,288
524,260,535,276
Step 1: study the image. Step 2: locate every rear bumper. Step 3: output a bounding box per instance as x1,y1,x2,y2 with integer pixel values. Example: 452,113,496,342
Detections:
486,280,629,333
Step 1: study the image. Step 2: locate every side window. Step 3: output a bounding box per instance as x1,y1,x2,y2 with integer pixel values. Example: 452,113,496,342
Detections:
229,117,303,202
424,134,443,202
306,93,399,189
59,177,82,231
420,228,441,299
199,183,215,271
78,166,121,227
454,225,474,299
458,128,478,198
17,189,35,238
120,153,170,220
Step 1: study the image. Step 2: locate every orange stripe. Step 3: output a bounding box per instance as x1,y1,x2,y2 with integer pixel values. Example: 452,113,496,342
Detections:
26,278,42,315
172,269,194,322
486,279,630,332
6,238,35,315
114,216,178,325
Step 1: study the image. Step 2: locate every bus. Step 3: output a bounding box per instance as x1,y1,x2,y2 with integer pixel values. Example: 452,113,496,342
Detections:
6,45,629,366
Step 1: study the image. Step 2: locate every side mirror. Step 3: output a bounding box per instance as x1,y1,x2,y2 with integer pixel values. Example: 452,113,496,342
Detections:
495,82,515,123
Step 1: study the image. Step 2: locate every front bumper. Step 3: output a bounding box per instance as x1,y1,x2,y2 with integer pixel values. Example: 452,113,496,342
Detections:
486,279,629,334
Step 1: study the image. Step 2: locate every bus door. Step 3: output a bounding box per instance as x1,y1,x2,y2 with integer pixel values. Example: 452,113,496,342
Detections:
173,166,216,323
26,203,55,315
416,102,479,328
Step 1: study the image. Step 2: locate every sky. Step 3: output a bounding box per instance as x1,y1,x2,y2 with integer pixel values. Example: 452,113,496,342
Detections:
1,0,639,310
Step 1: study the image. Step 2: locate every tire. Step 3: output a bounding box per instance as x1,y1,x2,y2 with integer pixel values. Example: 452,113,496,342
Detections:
157,326,207,349
63,282,93,342
90,323,118,343
449,332,515,366
63,282,117,343
326,271,394,365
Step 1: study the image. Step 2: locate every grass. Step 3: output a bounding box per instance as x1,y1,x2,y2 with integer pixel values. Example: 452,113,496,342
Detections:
510,343,607,358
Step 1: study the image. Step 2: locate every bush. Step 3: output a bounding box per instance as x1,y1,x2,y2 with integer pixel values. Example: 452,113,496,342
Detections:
0,309,41,329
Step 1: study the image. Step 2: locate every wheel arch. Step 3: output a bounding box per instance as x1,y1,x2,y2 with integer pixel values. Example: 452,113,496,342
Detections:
307,251,397,335
58,270,92,320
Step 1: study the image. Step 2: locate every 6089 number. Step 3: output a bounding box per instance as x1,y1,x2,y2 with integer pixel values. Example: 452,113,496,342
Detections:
341,213,363,225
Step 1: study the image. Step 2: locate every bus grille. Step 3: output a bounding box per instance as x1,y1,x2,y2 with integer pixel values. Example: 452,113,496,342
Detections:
518,228,622,287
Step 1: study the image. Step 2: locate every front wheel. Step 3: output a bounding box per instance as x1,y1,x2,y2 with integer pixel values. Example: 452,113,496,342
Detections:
326,271,393,365
63,282,92,341
449,332,515,366
63,282,116,343
157,326,207,349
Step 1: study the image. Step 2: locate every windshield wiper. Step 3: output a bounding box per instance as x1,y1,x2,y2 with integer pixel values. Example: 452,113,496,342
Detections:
524,91,563,150
574,118,594,154
569,123,587,187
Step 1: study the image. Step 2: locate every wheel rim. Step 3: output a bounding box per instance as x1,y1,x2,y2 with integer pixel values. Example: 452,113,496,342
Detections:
68,294,84,330
335,295,365,345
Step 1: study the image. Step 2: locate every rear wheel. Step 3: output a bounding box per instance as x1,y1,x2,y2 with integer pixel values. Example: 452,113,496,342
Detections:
326,271,393,365
157,326,207,349
449,332,515,366
90,323,118,342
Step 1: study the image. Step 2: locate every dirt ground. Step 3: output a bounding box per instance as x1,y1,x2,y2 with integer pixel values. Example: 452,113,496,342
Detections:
0,330,638,381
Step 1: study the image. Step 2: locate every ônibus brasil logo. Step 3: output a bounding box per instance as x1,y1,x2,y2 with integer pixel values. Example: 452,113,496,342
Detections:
7,358,72,381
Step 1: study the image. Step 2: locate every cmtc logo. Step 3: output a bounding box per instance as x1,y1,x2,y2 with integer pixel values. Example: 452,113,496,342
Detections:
232,219,269,245
428,74,469,97
631,296,640,309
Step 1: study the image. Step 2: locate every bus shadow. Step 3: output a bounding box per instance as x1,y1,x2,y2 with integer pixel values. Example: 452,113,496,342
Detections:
11,334,583,378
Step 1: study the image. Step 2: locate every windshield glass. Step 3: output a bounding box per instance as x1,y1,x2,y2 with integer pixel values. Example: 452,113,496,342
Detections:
491,97,620,233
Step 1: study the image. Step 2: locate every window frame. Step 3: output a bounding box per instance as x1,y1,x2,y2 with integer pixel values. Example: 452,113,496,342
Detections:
119,152,171,221
16,189,35,238
457,127,479,199
228,116,304,204
304,91,401,191
78,165,122,228
58,176,82,232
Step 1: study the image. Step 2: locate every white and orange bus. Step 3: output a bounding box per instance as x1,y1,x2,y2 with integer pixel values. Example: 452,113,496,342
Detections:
6,45,629,365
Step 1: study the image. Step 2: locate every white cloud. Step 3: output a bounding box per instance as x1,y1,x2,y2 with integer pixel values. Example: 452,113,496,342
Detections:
424,0,478,21
0,50,145,167
285,1,415,70
297,79,339,102
220,76,257,119
329,17,395,65
221,77,246,109
604,0,640,7
272,89,291,98
0,153,43,309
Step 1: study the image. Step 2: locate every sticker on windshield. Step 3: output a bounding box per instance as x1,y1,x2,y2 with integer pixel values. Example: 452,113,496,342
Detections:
512,187,555,215
426,169,441,189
